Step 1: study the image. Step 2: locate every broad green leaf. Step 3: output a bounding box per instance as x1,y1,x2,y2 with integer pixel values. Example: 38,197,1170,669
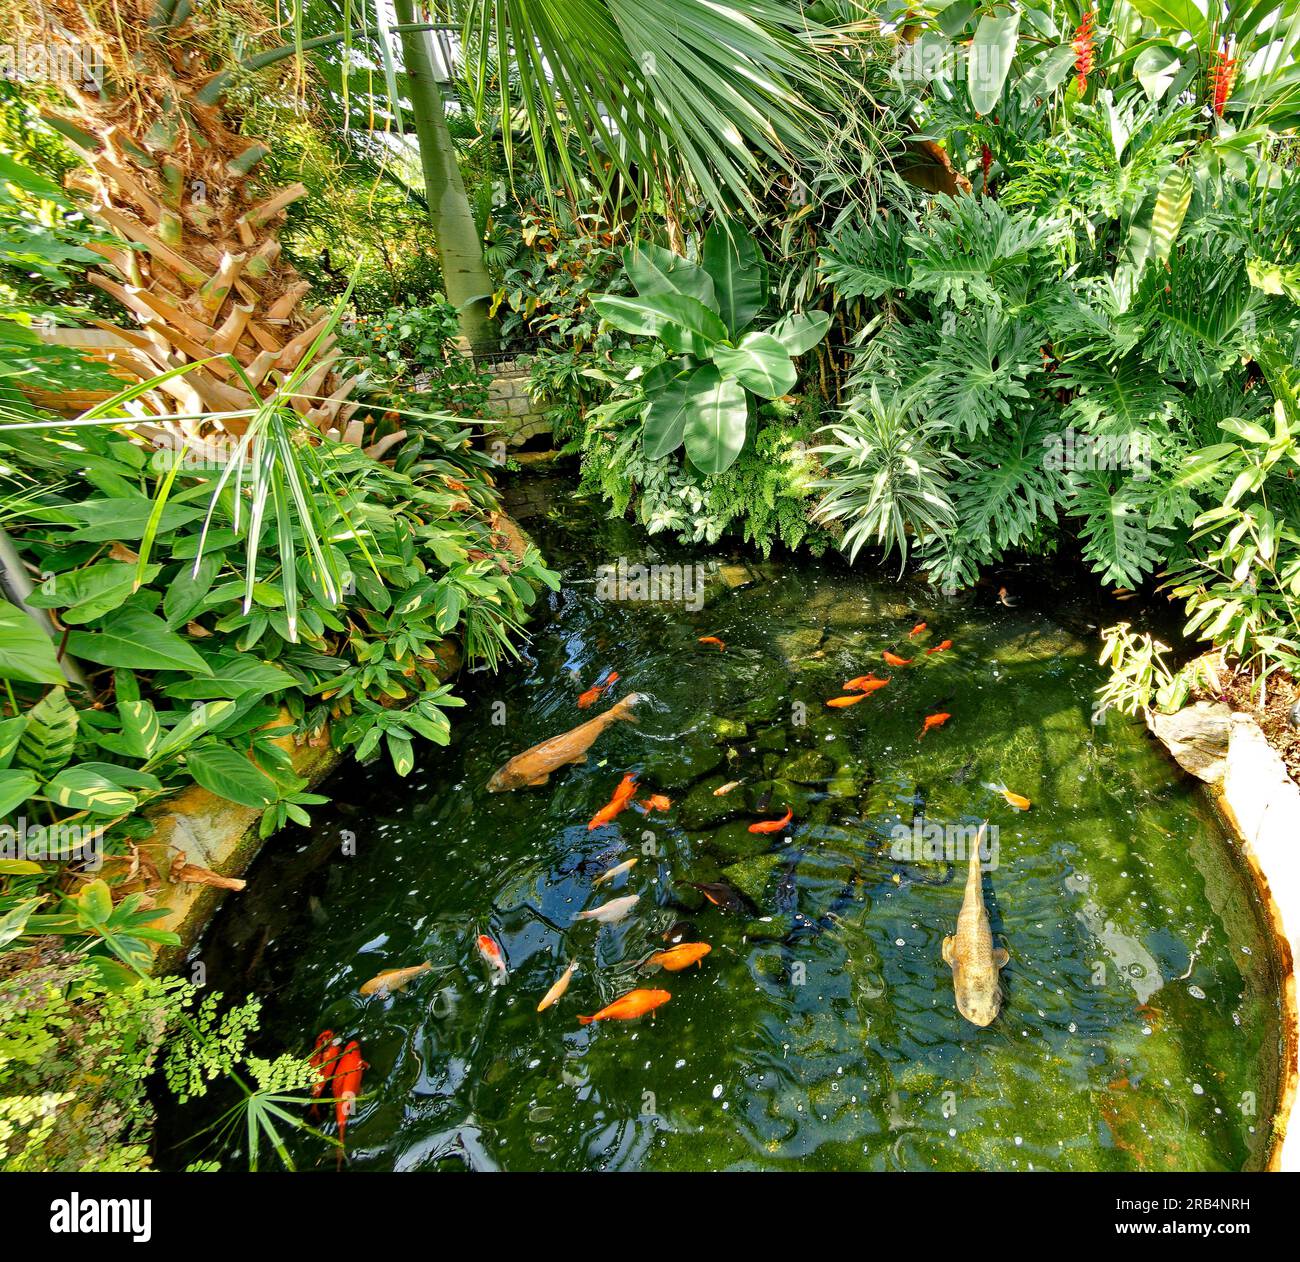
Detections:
161,655,293,700
44,765,138,815
641,362,694,459
387,733,414,776
1017,45,1075,107
0,897,44,948
1129,0,1210,44
591,292,724,348
710,332,797,398
185,742,278,808
0,600,64,686
0,768,38,816
623,242,717,311
0,716,25,769
66,608,212,674
701,223,766,336
682,364,750,475
768,310,832,356
968,13,1020,116
77,879,113,927
1134,45,1182,102
25,561,159,625
64,498,205,542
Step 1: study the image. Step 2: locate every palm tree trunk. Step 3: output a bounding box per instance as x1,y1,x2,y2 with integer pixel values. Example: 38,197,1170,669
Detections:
393,0,496,353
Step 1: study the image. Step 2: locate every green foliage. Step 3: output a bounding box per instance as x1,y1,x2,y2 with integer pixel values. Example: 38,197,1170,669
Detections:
592,224,830,474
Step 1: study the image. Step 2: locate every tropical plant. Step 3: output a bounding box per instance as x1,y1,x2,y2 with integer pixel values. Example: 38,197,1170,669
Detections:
591,224,831,473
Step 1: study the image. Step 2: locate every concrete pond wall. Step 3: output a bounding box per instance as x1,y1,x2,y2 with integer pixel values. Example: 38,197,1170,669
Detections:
1149,702,1300,1171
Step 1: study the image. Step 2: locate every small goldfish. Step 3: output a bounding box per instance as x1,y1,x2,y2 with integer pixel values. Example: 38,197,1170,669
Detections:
883,651,913,667
698,636,726,650
909,622,927,636
680,880,748,912
593,857,638,887
984,781,1031,810
333,1040,367,1153
536,960,578,1012
359,961,432,996
575,893,640,924
926,640,953,655
577,671,620,709
918,712,951,741
749,806,793,834
997,586,1017,607
577,988,671,1025
713,780,742,797
645,942,712,972
588,772,638,830
844,675,890,692
477,933,509,983
638,793,672,813
826,693,870,707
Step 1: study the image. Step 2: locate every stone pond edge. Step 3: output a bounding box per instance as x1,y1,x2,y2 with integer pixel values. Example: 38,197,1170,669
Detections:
1147,703,1300,1173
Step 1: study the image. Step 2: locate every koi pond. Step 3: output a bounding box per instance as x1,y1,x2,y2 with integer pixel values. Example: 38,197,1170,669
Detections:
175,474,1285,1172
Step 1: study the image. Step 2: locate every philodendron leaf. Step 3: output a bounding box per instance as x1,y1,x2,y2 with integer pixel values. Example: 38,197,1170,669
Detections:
0,768,38,817
641,361,694,459
623,242,718,310
1151,167,1193,264
682,364,750,475
710,332,797,398
968,12,1020,116
701,223,766,336
25,561,160,625
768,310,832,357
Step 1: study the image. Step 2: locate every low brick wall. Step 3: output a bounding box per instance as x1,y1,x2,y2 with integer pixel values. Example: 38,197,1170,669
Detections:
486,358,551,448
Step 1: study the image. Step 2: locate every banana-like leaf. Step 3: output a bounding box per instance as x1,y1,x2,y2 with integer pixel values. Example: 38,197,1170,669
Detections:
768,310,832,356
711,332,796,398
624,243,717,310
701,223,766,336
682,364,749,475
641,360,693,459
967,12,1020,117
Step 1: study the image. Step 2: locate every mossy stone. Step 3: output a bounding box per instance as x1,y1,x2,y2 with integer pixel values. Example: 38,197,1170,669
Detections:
778,749,834,784
721,852,785,908
678,776,747,829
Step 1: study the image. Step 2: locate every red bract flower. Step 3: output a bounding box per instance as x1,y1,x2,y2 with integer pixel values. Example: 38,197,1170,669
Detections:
1210,47,1239,117
1073,10,1096,94
981,143,993,191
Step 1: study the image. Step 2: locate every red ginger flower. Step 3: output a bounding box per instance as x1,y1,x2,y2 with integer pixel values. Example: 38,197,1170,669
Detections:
1211,47,1239,117
1073,10,1096,94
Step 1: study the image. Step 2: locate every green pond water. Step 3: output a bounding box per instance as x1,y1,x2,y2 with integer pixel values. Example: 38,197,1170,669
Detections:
179,476,1284,1172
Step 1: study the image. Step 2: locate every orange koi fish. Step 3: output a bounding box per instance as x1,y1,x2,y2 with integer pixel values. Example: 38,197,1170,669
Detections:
909,622,927,637
926,640,953,655
883,651,913,667
333,1040,367,1154
588,772,639,829
918,712,951,741
637,793,672,813
984,781,1031,810
645,943,712,972
748,806,793,834
477,933,509,983
576,988,671,1025
577,671,619,709
843,675,890,693
309,1030,342,1106
698,636,726,650
827,693,870,707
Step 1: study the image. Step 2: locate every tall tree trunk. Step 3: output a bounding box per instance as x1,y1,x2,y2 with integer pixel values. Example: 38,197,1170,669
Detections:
394,0,496,353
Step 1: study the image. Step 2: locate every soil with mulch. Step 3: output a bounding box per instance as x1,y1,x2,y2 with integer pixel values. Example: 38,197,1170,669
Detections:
1198,668,1300,785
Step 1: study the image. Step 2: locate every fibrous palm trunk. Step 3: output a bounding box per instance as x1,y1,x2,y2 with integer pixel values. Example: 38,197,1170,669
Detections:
25,1,363,453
